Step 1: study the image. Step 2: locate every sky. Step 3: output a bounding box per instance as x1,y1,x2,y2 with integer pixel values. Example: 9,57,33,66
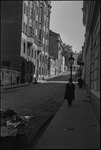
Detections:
50,1,85,53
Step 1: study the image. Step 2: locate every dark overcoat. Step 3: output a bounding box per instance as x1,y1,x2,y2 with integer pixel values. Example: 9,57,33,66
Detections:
64,83,75,100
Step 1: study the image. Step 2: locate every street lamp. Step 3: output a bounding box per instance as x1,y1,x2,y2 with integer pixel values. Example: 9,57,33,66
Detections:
68,53,75,80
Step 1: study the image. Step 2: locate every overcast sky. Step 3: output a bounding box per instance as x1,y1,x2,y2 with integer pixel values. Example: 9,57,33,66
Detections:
50,1,85,53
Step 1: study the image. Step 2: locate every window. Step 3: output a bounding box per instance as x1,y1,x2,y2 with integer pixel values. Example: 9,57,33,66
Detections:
23,22,25,32
30,27,32,37
23,42,26,53
24,24,26,33
32,28,34,37
26,24,27,33
27,44,30,56
36,21,38,28
24,3,26,14
37,6,38,14
40,55,41,62
39,40,41,46
26,6,28,16
35,51,36,59
32,49,33,57
42,68,43,74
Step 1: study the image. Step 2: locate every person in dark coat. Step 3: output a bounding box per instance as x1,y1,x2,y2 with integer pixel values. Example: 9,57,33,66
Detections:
78,77,83,88
64,78,75,107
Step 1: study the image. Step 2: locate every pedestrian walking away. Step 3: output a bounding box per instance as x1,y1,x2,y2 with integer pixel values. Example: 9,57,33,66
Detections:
64,78,75,107
78,77,84,88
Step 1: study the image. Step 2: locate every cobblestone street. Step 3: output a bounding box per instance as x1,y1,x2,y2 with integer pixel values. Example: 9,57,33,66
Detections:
1,83,66,116
1,75,72,148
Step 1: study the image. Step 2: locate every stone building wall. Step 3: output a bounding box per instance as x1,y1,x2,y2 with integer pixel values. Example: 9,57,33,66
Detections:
0,67,20,86
82,1,100,124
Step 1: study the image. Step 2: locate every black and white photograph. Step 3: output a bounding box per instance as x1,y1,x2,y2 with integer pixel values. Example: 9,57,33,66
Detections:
1,1,100,149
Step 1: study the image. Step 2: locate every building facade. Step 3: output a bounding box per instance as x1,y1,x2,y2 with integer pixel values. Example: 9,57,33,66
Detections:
1,1,51,84
48,30,65,76
82,1,100,124
61,56,65,72
0,66,20,85
72,52,80,71
48,56,56,76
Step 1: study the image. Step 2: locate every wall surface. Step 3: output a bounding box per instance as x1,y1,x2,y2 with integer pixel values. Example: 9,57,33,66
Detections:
1,1,23,69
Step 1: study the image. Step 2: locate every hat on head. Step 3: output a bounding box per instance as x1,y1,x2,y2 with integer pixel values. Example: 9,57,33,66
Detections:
69,78,73,82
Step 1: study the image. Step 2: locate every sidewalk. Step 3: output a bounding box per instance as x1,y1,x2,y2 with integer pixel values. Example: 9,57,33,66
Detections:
35,84,100,149
1,83,29,90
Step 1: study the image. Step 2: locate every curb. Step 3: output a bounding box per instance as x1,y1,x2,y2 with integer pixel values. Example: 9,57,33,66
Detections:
2,84,29,90
1,74,63,90
27,114,54,149
1,114,54,149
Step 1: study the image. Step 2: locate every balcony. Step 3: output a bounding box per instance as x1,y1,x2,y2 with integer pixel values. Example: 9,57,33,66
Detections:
27,36,34,46
37,46,43,53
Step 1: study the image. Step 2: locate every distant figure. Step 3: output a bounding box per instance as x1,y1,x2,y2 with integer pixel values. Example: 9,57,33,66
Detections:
33,74,37,84
78,77,83,88
16,76,20,84
29,76,33,85
64,78,75,107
